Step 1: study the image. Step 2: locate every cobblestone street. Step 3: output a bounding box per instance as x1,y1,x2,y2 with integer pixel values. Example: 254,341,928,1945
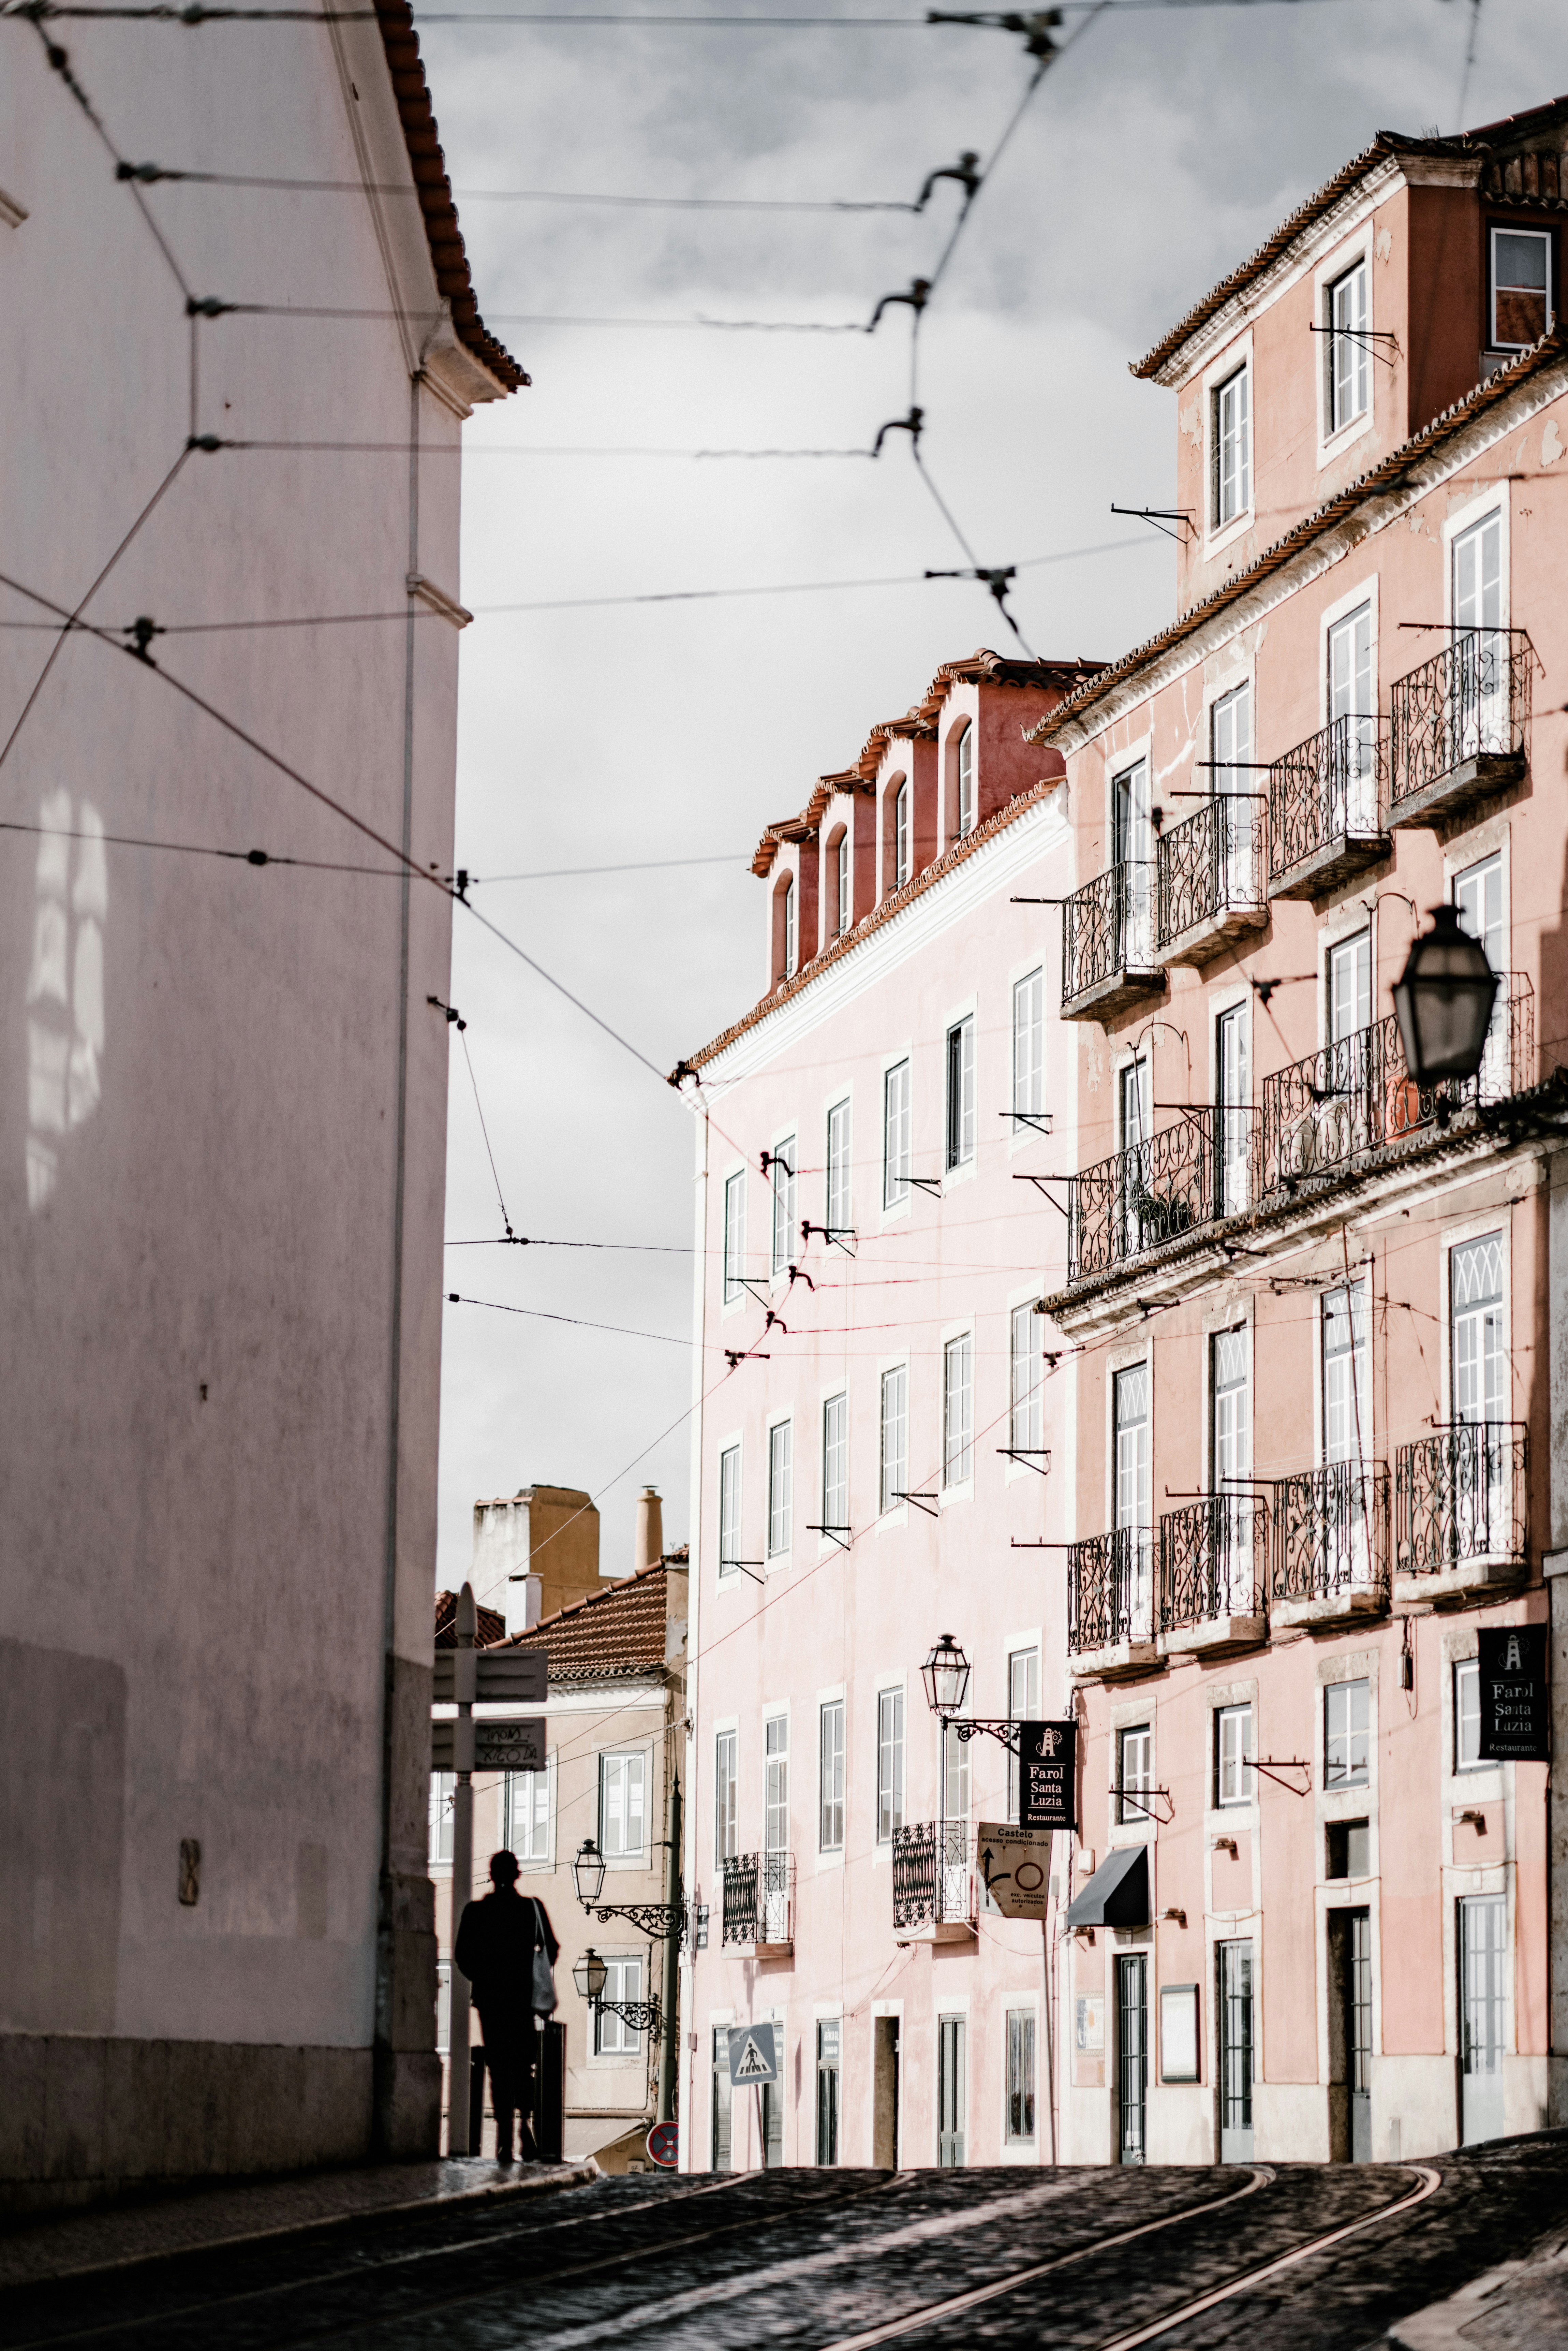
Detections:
7,2136,1568,2351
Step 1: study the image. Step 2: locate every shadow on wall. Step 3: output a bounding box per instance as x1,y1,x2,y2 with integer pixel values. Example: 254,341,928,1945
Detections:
0,1637,126,2032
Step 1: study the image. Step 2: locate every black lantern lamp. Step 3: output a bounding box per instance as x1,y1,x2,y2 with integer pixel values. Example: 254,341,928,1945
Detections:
921,1633,972,1720
1392,905,1499,1086
572,1946,608,2004
572,1838,608,1908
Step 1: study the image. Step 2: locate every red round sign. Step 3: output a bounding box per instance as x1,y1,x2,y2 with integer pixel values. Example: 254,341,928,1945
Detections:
646,2120,679,2168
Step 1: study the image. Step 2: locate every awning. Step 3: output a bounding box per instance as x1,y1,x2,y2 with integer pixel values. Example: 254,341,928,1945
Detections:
1064,1845,1149,1929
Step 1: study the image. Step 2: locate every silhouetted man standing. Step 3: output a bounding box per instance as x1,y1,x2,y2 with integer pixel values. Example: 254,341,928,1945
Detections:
455,1850,559,2161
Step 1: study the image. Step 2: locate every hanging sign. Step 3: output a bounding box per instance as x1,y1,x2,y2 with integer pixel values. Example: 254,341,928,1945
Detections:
1018,1719,1077,1830
976,1825,1054,1919
1478,1626,1550,1761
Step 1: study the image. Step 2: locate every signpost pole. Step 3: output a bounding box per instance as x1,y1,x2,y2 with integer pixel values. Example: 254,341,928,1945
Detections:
448,1583,477,2158
1041,1833,1057,2166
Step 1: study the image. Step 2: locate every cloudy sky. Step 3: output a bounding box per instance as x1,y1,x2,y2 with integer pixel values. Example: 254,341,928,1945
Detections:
428,0,1554,1601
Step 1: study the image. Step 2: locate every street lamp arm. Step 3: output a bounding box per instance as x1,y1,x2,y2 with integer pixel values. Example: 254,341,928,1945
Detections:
591,1994,664,2039
587,1898,688,1940
950,1716,1025,1754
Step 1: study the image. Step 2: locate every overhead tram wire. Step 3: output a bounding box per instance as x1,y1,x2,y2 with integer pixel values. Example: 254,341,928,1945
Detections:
445,1295,691,1346
5,3,1405,19
115,162,927,211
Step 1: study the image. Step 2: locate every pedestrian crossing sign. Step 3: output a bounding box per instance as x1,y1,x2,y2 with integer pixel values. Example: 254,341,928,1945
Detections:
727,2022,778,2085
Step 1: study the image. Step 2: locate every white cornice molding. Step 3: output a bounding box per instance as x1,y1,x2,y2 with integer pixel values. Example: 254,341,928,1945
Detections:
697,793,1070,1086
1048,353,1568,758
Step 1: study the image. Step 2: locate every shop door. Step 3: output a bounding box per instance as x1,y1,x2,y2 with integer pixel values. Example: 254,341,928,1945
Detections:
1460,1894,1507,2145
1218,1940,1254,2163
1346,1908,1372,2161
937,2015,966,2167
1118,1954,1147,2165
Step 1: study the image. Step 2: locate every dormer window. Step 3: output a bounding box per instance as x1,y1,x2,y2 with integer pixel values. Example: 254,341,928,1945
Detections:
1212,364,1250,528
1491,226,1552,350
782,874,797,978
1326,258,1370,434
834,831,850,935
955,723,974,838
894,780,911,886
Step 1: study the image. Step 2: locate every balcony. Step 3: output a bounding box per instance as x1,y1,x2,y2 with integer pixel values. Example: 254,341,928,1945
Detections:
891,1822,976,1943
1065,1110,1247,1284
1061,863,1165,1021
721,1851,795,1956
1269,1460,1390,1629
1259,980,1532,1204
1267,716,1391,899
1389,633,1532,831
1068,1527,1161,1679
1155,794,1268,966
1158,1497,1268,1657
1394,1423,1528,1604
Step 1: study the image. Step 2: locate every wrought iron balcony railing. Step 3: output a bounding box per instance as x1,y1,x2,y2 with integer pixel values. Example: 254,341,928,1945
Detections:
1268,715,1389,895
1068,1525,1156,1655
1270,1460,1390,1610
1159,1496,1267,1634
1156,793,1267,958
1395,1422,1528,1577
891,1821,975,1934
721,1850,794,1947
1260,980,1533,1199
1065,1110,1229,1282
1061,862,1161,1014
1389,632,1533,825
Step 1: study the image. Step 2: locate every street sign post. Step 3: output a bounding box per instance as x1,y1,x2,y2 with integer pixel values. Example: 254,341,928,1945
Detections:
1478,1626,1550,1760
432,1648,547,1705
976,1824,1055,1919
431,1716,547,1773
647,2119,679,2167
1018,1720,1077,1830
727,2022,778,2085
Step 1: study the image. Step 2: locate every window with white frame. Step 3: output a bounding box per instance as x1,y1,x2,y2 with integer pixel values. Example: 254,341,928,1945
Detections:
594,1954,644,2056
504,1763,550,1864
768,1420,793,1556
1454,1659,1482,1770
718,1442,742,1579
1012,967,1045,1132
826,1098,852,1236
765,1715,789,1855
771,1137,796,1275
894,780,911,887
1216,1001,1250,1219
883,1060,911,1210
1326,256,1370,434
1327,929,1371,1045
715,1728,738,1865
1455,851,1503,970
1451,1233,1505,1427
1452,511,1507,764
1212,364,1250,528
429,1771,454,1866
599,1750,646,1860
1006,2009,1036,2143
1216,1704,1255,1806
782,874,797,977
945,1015,976,1171
821,1391,848,1537
819,1699,845,1851
1118,1723,1153,1823
723,1169,746,1305
944,1715,970,1822
943,1332,973,1487
879,1363,907,1515
1322,1281,1370,1465
835,833,850,935
877,1686,904,1841
1009,1303,1042,1458
1006,1646,1039,1821
1327,600,1375,814
1325,1678,1370,1787
955,722,975,838
1491,225,1552,350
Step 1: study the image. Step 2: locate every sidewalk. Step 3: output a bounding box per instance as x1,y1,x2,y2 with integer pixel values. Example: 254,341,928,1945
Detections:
0,2154,601,2290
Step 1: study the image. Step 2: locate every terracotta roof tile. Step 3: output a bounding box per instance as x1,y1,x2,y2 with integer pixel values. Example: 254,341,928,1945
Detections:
373,1,528,394
433,1589,509,1647
506,1558,682,1680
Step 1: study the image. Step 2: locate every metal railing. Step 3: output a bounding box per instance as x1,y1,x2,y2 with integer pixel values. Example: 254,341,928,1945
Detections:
1389,632,1533,813
1159,1496,1267,1633
1268,714,1385,882
1065,1111,1225,1282
1395,1422,1528,1576
1156,794,1266,949
1068,1526,1156,1654
1269,1460,1390,1607
721,1851,794,1946
1260,979,1532,1197
1062,862,1156,1003
891,1821,975,1933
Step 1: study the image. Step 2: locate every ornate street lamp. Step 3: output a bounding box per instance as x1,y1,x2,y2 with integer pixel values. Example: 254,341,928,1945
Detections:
920,1633,972,1721
1392,905,1499,1086
572,1837,688,1940
572,1944,662,2040
572,1838,608,1908
572,1946,608,2004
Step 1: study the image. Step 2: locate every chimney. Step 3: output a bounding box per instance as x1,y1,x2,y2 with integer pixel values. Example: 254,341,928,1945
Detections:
635,1485,663,1575
473,1484,601,1632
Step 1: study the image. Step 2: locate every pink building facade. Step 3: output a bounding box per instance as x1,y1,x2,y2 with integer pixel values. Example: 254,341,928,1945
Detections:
676,655,1097,2170
1034,98,1568,2167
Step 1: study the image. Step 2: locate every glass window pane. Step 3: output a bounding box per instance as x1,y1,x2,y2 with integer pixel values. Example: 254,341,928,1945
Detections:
943,1333,973,1485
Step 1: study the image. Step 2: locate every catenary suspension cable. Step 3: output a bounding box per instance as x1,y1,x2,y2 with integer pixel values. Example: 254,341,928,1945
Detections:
446,1294,690,1344
114,165,923,211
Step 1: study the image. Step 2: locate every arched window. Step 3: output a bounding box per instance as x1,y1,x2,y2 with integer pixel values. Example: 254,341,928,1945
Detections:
894,781,911,887
835,832,850,935
955,722,974,839
783,874,797,976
